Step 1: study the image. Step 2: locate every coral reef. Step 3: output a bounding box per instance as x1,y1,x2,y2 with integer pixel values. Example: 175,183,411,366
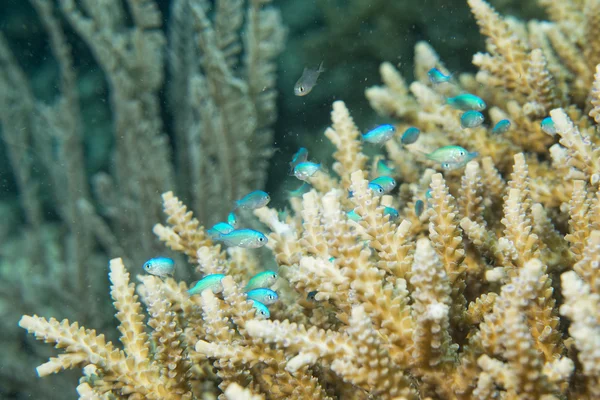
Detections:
14,0,600,398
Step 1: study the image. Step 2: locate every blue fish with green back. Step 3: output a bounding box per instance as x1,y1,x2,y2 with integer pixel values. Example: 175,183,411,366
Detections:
376,159,395,176
251,300,270,318
383,207,399,221
289,147,308,171
401,127,420,145
362,124,396,145
447,94,486,111
370,176,396,193
207,222,235,239
234,190,270,210
214,229,268,248
293,161,321,181
428,67,452,84
245,271,278,291
541,117,556,135
246,288,279,305
460,110,485,128
227,212,237,228
188,274,225,295
492,119,511,135
143,257,175,277
347,210,361,221
415,200,425,217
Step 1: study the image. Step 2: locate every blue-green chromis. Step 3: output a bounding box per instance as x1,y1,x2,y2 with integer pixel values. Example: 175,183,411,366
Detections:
426,145,472,164
245,271,278,291
251,300,270,318
188,274,225,295
227,212,237,228
307,291,318,301
293,162,321,181
383,206,399,221
376,159,396,176
492,119,511,135
541,117,556,135
428,67,452,84
215,229,268,248
370,176,396,193
207,222,235,239
460,110,485,128
143,257,175,277
289,147,308,171
362,124,396,145
246,288,278,305
447,94,486,111
234,190,270,210
415,200,425,217
401,127,420,145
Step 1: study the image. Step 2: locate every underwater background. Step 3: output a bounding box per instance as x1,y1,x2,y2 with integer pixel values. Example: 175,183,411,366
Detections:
1,0,596,399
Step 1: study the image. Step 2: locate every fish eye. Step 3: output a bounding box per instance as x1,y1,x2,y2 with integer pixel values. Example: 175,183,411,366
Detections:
442,163,450,169
299,86,305,92
259,237,265,242
459,150,465,156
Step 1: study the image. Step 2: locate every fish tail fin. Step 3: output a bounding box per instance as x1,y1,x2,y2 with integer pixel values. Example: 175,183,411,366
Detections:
318,61,326,73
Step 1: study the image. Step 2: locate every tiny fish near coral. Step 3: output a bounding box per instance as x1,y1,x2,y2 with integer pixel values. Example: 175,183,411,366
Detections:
428,67,452,84
401,127,420,145
492,119,511,134
214,229,269,248
250,300,270,318
293,161,322,181
245,271,278,291
447,93,487,111
142,257,175,277
188,274,226,295
294,62,325,96
362,124,396,145
246,288,279,305
234,190,270,210
460,110,485,128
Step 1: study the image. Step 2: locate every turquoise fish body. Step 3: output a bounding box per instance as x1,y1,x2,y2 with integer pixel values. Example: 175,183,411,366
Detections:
245,271,278,291
362,124,396,145
207,222,235,239
246,288,278,305
383,206,399,221
426,145,472,164
370,176,396,193
376,159,395,176
541,117,556,135
227,212,237,228
251,300,270,318
492,119,511,135
290,147,308,171
401,127,420,145
447,94,486,111
216,229,268,248
235,190,270,210
293,162,321,181
428,67,452,84
143,257,175,277
188,274,225,295
415,200,425,217
460,110,485,128
347,210,361,221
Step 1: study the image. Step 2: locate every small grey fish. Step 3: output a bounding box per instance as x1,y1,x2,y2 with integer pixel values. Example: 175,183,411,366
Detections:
294,62,325,96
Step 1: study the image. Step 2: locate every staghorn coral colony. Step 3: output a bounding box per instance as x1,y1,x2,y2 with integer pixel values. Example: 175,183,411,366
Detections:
14,0,600,399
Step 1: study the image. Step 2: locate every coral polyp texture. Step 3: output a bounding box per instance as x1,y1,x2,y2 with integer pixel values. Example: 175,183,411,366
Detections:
16,0,600,399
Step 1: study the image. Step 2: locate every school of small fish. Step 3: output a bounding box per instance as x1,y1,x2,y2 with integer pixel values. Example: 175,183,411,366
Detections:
140,65,558,323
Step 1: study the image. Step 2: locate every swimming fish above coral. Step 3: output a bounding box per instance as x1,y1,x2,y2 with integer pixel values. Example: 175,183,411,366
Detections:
428,67,452,84
289,147,308,172
447,93,487,111
234,190,270,210
250,300,270,318
426,145,473,165
245,271,278,291
492,119,511,135
362,124,396,145
142,257,175,277
188,274,225,295
460,110,485,128
294,62,325,96
383,206,399,221
370,176,397,193
401,127,420,145
541,116,556,135
293,161,322,181
376,159,396,176
227,212,237,228
288,182,312,197
213,229,269,248
246,288,279,305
